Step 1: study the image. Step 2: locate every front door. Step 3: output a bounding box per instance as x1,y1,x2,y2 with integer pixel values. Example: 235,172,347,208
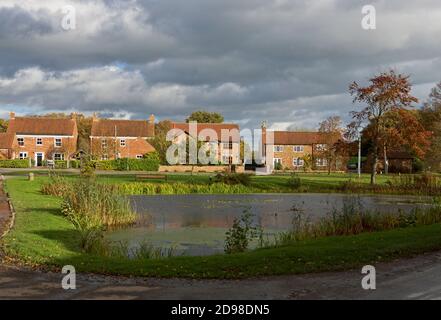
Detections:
35,152,44,167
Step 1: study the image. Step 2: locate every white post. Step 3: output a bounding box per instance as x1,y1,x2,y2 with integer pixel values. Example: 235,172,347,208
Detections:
358,133,362,179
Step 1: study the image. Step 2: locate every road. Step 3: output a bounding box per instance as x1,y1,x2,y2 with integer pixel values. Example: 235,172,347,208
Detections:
1,251,441,299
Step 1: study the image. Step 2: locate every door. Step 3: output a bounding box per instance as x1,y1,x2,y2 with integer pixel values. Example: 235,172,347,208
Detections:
35,152,44,167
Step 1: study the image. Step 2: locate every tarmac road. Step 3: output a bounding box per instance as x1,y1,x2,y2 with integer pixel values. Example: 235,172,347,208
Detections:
1,251,441,300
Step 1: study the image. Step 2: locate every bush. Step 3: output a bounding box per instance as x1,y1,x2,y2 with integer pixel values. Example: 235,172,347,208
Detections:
224,209,261,254
212,173,251,186
286,173,301,189
274,162,282,170
54,160,67,169
92,153,160,171
0,159,30,168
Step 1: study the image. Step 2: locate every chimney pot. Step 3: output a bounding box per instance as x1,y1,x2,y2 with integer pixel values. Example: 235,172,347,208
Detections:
9,112,15,119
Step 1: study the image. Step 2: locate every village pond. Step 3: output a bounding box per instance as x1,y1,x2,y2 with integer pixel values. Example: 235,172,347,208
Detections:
106,193,434,256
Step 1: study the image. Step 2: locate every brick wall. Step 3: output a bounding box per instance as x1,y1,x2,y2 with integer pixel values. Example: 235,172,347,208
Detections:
90,137,155,159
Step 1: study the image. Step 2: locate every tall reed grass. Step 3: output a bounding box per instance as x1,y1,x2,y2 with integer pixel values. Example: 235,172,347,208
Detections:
117,182,257,195
272,196,441,246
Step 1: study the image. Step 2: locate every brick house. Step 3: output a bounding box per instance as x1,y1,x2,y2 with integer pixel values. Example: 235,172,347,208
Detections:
170,122,241,164
262,124,329,171
1,112,78,166
90,114,155,160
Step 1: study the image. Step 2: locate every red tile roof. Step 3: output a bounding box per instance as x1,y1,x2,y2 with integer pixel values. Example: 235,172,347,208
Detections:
171,122,240,142
7,117,77,136
0,133,14,149
268,131,326,145
91,119,154,137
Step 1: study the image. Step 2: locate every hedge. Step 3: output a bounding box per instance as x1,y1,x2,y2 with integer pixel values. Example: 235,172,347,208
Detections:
93,153,160,171
0,159,30,168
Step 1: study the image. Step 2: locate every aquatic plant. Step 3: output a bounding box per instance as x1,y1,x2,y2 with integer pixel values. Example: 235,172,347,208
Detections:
224,209,261,254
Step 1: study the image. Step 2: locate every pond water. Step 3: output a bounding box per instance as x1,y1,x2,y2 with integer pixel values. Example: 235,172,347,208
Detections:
106,193,433,256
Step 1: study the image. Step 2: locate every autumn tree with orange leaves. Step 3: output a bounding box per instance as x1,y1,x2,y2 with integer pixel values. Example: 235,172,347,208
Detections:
349,70,418,184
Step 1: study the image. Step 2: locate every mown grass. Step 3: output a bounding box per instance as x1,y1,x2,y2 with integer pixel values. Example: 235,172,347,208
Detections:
3,176,441,278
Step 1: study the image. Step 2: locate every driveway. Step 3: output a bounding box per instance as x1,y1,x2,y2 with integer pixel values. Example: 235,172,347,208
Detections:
1,251,441,299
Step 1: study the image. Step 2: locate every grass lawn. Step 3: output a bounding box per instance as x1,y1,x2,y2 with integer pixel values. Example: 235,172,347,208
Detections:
3,176,441,279
2,171,410,195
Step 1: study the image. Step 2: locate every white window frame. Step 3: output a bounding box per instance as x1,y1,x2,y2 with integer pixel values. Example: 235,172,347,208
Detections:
36,138,43,146
53,153,64,161
293,158,304,167
101,139,107,148
316,158,328,167
101,154,108,160
120,139,126,147
293,145,304,152
316,144,327,151
274,145,284,152
19,152,28,160
54,138,62,147
17,138,24,146
273,158,282,166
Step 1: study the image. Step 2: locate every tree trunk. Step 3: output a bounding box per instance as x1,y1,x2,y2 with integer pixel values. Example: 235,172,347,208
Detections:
371,140,378,184
383,143,388,175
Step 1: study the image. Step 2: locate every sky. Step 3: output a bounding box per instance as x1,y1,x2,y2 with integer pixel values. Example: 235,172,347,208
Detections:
0,0,441,131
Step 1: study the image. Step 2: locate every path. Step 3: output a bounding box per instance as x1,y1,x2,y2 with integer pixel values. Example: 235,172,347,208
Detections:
1,251,441,299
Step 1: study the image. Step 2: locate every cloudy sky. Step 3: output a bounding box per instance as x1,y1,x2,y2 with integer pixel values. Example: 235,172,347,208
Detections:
0,0,441,130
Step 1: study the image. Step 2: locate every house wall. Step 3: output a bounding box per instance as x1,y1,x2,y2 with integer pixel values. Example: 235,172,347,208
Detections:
12,135,77,163
90,137,154,159
265,144,328,170
171,133,240,165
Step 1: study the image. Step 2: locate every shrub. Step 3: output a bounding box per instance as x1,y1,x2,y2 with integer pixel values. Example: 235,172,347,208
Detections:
224,209,260,254
0,159,30,168
54,160,67,169
286,173,301,189
212,173,251,186
274,162,282,170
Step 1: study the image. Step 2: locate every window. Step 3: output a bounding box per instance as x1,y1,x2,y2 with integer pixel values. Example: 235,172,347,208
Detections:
120,139,126,147
223,141,233,149
316,158,327,167
36,138,42,146
136,155,143,159
17,138,24,146
293,158,304,167
293,145,304,152
19,152,28,159
273,158,282,166
316,144,327,151
54,138,62,147
53,153,64,161
274,145,284,152
101,154,108,160
101,139,107,148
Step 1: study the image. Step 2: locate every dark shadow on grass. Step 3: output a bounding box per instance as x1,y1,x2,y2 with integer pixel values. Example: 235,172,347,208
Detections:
33,229,82,252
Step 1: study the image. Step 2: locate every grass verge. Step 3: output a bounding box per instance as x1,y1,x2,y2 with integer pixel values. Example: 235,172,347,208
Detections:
3,176,441,279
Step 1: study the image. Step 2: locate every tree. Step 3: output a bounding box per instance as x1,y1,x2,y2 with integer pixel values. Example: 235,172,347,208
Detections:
318,116,343,175
349,70,418,184
420,81,441,171
0,119,8,132
151,120,173,164
186,110,224,123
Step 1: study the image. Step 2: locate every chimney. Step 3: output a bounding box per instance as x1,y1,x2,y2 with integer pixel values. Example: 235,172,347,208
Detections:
148,114,155,124
9,112,15,119
92,112,98,122
70,112,77,119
